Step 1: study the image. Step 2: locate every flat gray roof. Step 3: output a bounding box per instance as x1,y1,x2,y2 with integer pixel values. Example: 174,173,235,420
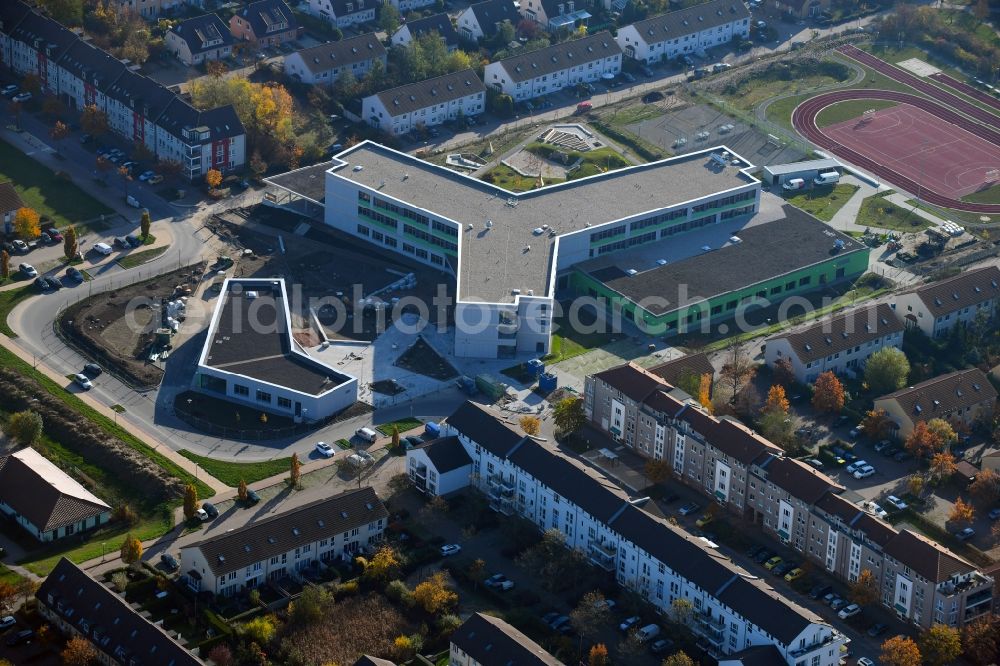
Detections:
327,142,756,303
763,158,841,177
267,161,331,204
579,193,866,315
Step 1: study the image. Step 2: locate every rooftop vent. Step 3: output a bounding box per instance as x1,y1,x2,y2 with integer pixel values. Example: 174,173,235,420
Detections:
341,511,349,518
626,268,638,276
292,527,300,536
915,405,922,413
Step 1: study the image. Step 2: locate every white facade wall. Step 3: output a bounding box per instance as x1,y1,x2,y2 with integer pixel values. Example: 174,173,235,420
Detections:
0,502,108,543
483,53,621,101
181,518,385,596
388,0,436,11
363,90,485,136
615,17,750,64
406,447,471,496
763,330,904,385
307,0,376,27
283,51,381,85
893,292,997,339
456,8,485,41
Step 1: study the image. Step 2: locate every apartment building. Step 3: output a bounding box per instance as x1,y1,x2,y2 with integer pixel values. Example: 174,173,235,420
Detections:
415,401,847,664
229,0,298,48
456,0,520,42
407,436,473,496
38,558,204,666
386,0,437,13
306,0,376,28
0,1,245,180
519,0,591,32
583,360,995,629
108,0,190,20
391,13,461,51
615,0,750,65
362,69,485,136
764,303,905,384
874,368,997,440
483,32,622,102
283,34,386,86
450,613,562,665
166,13,234,66
180,488,387,596
893,266,1000,339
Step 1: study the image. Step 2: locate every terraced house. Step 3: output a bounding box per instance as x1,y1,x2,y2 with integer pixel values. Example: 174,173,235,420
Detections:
892,265,1000,339
361,69,485,136
411,401,848,664
483,32,622,102
615,0,751,64
456,0,520,42
180,488,387,596
583,360,995,629
283,34,387,86
0,1,246,180
873,368,998,439
306,0,377,28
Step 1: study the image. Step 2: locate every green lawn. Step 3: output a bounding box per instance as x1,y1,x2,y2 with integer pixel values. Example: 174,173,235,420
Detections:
178,450,292,487
905,199,992,227
481,164,558,192
543,313,612,364
20,510,173,577
606,103,666,127
815,100,898,128
782,183,859,222
0,284,35,337
726,73,847,113
855,193,931,232
0,137,113,231
962,184,1000,205
0,345,213,500
0,562,25,585
117,246,168,269
375,418,423,436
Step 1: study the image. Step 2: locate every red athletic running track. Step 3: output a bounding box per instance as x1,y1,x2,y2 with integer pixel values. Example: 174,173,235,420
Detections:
838,44,1000,130
823,103,1000,199
928,72,1000,114
792,89,1000,214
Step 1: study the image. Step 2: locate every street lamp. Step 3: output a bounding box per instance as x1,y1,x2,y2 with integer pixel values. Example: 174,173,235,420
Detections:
101,542,107,562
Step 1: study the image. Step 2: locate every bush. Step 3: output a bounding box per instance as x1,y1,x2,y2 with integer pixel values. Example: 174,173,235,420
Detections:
385,580,414,607
334,580,359,598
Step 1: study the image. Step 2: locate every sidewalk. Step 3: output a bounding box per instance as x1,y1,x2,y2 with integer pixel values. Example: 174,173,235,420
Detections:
0,332,228,495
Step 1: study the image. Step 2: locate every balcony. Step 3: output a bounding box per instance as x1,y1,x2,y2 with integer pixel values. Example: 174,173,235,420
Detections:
963,589,993,621
789,631,843,659
488,475,515,498
696,612,724,645
587,539,616,571
489,496,514,515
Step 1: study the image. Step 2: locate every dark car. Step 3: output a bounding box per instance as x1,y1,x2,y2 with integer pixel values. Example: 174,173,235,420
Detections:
83,363,103,377
246,489,261,505
893,451,912,463
125,233,142,248
773,562,795,577
65,266,83,282
39,232,51,244
6,629,34,646
48,228,63,242
160,552,179,571
404,435,423,450
809,584,832,600
113,236,129,249
747,545,765,559
754,549,774,564
867,623,888,637
49,276,63,289
202,502,218,518
1,241,13,254
34,276,51,291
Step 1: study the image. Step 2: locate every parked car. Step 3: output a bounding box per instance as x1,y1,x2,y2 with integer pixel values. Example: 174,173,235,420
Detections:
315,441,335,457
651,638,675,654
804,458,824,469
764,556,783,570
678,502,700,516
18,262,36,277
893,451,912,463
497,580,515,591
65,266,83,282
636,624,661,642
549,614,570,630
754,549,774,564
853,465,875,480
784,567,805,582
809,584,832,600
11,239,27,253
955,527,976,541
113,236,130,249
125,234,143,248
138,170,156,181
6,629,34,646
885,495,908,511
863,501,888,520
0,616,14,630
773,562,795,577
838,603,862,619
695,513,713,527
846,460,868,475
39,232,51,244
48,228,63,242
195,508,209,521
72,373,92,389
11,92,32,103
34,276,51,291
202,502,218,518
989,508,1000,521
619,616,641,632
867,623,888,637
440,544,461,556
246,489,261,505
160,553,179,571
148,174,164,184
830,597,848,611
485,573,508,587
0,84,17,97
874,439,893,453
92,242,113,255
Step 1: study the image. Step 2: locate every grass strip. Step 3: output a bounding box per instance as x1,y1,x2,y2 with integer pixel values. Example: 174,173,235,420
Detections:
178,450,292,487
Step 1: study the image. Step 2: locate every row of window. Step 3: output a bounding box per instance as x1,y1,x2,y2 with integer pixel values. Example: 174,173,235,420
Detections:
692,190,755,213
404,223,458,253
629,207,687,232
232,383,293,409
358,205,398,229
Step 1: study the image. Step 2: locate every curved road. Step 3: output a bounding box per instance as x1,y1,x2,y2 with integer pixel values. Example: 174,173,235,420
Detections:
791,89,1000,214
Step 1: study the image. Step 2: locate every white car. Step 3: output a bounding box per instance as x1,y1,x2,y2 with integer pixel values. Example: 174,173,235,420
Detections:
315,441,334,458
863,501,887,520
0,616,14,629
72,373,92,390
11,92,31,103
138,170,156,181
440,544,461,557
18,263,36,277
845,460,869,475
885,495,908,511
93,242,113,255
0,84,17,97
837,603,861,619
853,465,875,480
195,508,209,521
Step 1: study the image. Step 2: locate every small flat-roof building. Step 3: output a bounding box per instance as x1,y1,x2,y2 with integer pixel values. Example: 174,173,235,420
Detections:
761,158,843,187
0,447,111,542
195,278,357,421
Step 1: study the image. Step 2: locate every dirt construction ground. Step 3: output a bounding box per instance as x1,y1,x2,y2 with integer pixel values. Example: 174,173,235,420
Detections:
206,206,456,342
59,264,207,388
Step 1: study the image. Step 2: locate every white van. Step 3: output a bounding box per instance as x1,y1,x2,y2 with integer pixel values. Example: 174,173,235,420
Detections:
636,624,661,642
814,171,840,186
355,427,378,443
782,178,805,191
126,194,141,208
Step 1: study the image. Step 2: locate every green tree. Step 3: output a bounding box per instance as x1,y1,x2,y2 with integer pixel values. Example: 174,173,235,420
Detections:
289,584,331,626
7,410,42,445
570,590,610,656
0,250,8,279
391,424,400,451
182,483,199,520
670,597,694,624
120,533,143,564
40,0,83,24
758,408,795,450
552,397,585,434
241,615,276,645
63,225,78,260
140,209,151,239
379,4,401,34
864,347,910,394
918,624,962,666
